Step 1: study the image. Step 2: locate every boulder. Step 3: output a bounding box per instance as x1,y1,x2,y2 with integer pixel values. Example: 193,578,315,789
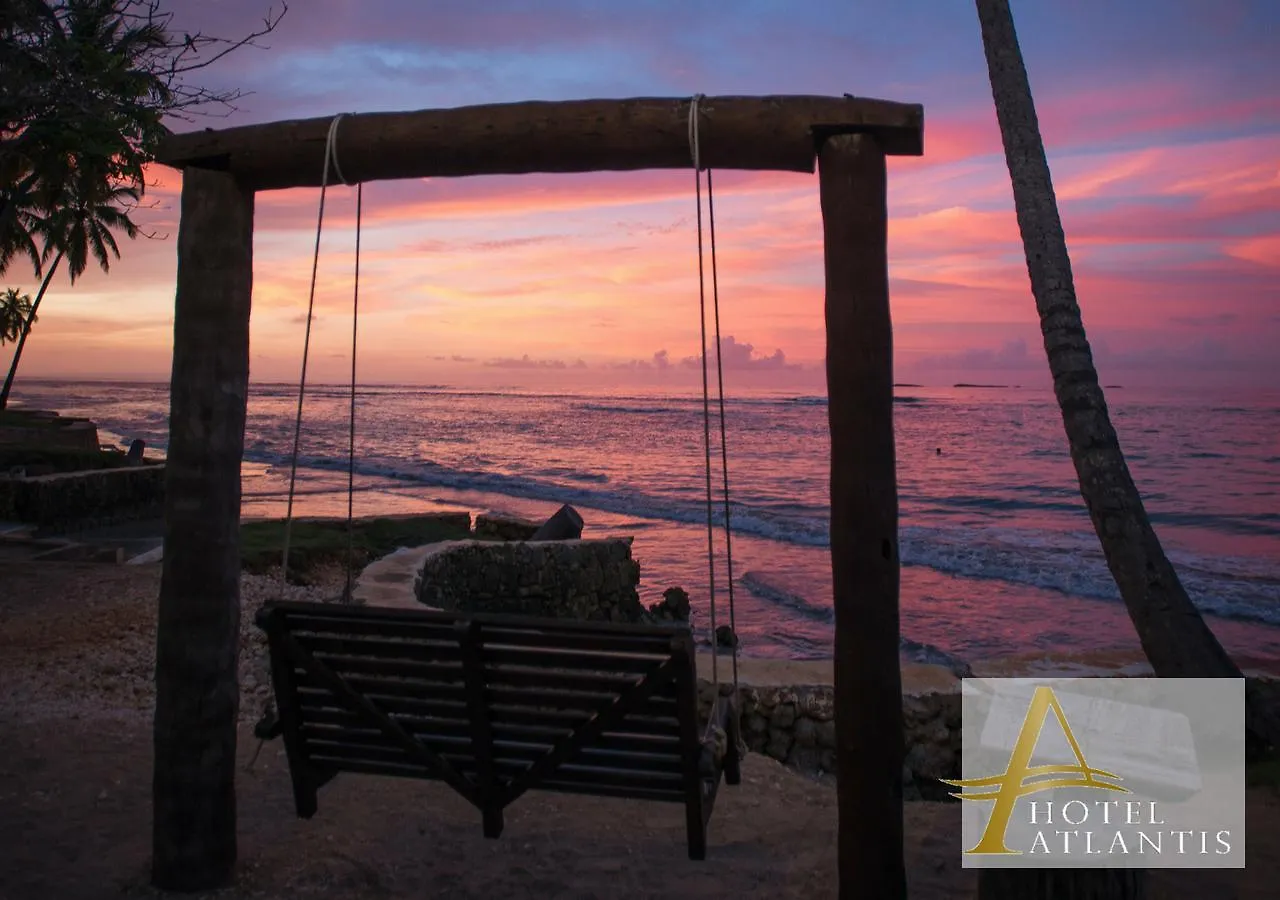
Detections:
530,504,584,541
125,439,146,466
647,586,691,622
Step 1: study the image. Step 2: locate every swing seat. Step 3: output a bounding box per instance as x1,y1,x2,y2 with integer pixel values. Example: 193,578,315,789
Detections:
255,600,742,860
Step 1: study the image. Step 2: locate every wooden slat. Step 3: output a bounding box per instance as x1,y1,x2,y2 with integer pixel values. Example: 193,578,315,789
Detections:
307,743,685,791
490,705,682,736
302,728,683,774
295,691,683,737
481,644,671,673
293,673,679,716
266,599,686,639
481,665,667,696
303,658,670,696
298,710,683,754
305,655,465,681
480,628,681,655
488,683,678,714
296,635,465,663
309,758,685,804
297,684,464,715
282,615,461,642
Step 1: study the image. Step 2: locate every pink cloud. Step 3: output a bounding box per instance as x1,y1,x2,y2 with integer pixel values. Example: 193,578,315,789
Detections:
1223,235,1280,268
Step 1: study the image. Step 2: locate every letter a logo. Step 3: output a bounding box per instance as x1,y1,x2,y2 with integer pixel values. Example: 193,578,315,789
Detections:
943,685,1130,854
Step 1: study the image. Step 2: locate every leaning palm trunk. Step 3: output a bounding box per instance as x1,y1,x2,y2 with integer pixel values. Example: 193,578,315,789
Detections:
975,0,1278,749
972,1,1278,896
0,249,62,410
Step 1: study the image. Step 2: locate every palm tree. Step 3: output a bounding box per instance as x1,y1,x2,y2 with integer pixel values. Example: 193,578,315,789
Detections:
0,170,43,278
973,0,1276,892
0,288,35,344
0,171,138,409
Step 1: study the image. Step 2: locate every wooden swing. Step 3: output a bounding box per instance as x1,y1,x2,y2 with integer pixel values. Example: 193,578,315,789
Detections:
253,101,748,858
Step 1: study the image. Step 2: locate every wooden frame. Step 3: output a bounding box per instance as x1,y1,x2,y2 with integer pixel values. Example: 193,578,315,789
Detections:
154,94,918,896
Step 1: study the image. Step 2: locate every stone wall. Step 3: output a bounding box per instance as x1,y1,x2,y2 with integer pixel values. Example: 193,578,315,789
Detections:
698,681,960,800
415,538,647,622
0,464,165,531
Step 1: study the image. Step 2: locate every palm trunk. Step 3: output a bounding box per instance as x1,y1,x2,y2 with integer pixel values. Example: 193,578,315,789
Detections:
978,869,1147,899
974,0,1277,747
974,0,1274,895
152,168,254,891
0,249,61,410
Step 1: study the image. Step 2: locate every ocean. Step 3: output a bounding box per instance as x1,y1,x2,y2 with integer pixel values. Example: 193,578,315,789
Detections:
14,380,1280,671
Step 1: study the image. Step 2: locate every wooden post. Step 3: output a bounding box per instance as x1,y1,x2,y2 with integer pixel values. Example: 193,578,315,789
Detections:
819,133,905,899
152,167,254,891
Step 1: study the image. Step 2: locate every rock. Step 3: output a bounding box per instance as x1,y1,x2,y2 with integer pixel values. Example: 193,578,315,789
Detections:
646,586,691,622
126,439,146,465
792,716,819,748
714,625,738,648
529,504,584,541
765,727,793,761
816,719,836,749
771,702,797,730
797,688,834,721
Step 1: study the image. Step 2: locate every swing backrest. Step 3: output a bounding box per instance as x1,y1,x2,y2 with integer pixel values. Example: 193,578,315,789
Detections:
256,600,705,806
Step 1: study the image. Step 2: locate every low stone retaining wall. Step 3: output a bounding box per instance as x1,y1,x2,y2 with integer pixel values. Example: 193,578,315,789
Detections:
694,674,1280,797
0,410,100,452
0,464,165,532
698,681,960,800
415,537,646,622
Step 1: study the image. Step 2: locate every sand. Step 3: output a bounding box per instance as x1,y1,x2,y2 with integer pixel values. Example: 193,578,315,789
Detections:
2,558,1278,899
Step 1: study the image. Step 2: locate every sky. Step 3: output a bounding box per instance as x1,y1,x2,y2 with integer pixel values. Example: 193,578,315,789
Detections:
8,0,1280,392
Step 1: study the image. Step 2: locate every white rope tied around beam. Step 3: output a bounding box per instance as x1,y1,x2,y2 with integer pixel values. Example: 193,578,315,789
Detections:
687,94,741,700
325,113,355,186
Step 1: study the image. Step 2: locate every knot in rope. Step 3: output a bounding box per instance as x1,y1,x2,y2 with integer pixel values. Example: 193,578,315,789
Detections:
325,113,355,187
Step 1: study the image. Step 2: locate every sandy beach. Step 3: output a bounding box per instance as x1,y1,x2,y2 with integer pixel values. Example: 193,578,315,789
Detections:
2,557,1279,899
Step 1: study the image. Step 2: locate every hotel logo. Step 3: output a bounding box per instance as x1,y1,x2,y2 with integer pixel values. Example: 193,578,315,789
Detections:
952,678,1246,869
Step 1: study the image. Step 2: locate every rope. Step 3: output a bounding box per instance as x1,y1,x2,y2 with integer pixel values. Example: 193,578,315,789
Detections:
341,183,363,603
706,167,739,687
254,114,355,770
279,113,351,591
689,94,720,692
689,96,741,696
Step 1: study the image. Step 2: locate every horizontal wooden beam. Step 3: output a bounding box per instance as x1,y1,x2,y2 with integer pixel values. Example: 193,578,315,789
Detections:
154,95,923,190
